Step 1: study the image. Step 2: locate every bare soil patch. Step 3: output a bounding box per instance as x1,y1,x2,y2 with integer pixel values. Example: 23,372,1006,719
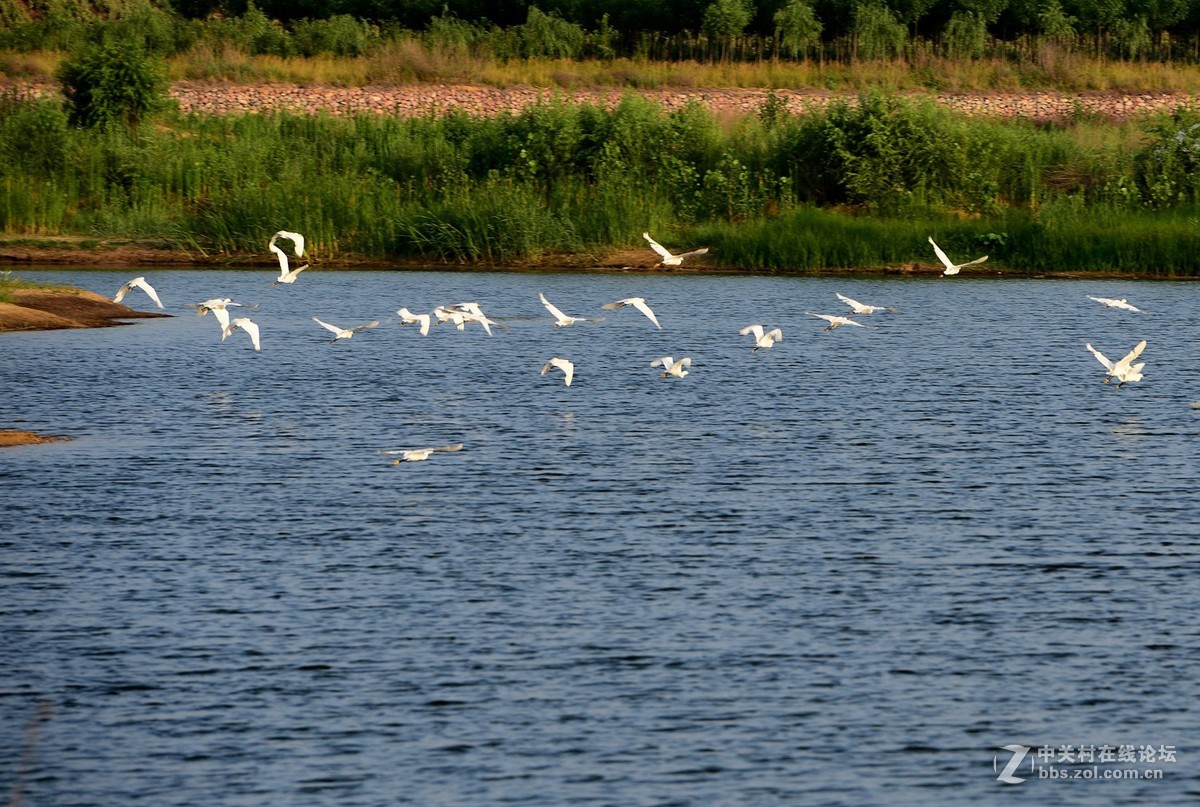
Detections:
0,430,68,447
0,237,203,267
0,287,170,332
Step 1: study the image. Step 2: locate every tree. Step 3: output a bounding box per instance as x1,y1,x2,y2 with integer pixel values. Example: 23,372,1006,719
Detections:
703,0,754,60
57,40,170,129
1038,0,1078,41
942,10,988,57
853,1,907,59
774,0,823,58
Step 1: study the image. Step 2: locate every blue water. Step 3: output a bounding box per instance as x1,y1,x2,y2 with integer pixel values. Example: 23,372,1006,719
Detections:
2,268,1198,806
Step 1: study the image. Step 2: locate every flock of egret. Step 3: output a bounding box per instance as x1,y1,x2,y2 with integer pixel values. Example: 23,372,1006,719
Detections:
105,228,1152,461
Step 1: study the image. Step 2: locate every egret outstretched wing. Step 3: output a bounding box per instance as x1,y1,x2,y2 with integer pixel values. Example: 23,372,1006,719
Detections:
313,317,343,335
114,276,163,308
602,297,661,329
397,307,431,336
222,317,261,351
539,293,569,322
541,357,575,386
643,232,673,261
1087,295,1142,313
1112,340,1147,375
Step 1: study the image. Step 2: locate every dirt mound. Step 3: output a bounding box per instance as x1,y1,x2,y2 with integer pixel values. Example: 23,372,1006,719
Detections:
0,287,171,332
0,429,68,447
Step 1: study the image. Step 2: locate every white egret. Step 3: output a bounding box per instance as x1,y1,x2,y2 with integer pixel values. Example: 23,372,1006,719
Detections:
808,313,869,332
432,305,469,330
313,317,379,342
1087,295,1143,313
602,297,662,330
643,232,709,267
541,357,575,386
1086,340,1146,388
650,356,691,378
396,307,431,336
739,324,783,351
113,276,163,309
450,301,505,336
379,443,464,463
193,297,254,315
221,317,261,351
194,298,252,333
268,230,307,285
271,263,309,286
836,292,890,314
928,236,987,276
539,293,603,328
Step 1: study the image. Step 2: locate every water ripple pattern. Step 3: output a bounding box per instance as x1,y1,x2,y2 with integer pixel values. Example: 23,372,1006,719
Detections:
2,269,1198,806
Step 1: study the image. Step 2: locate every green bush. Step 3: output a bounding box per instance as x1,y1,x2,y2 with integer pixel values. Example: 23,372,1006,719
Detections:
292,14,380,58
57,39,171,129
1133,111,1200,207
0,93,70,178
515,7,586,59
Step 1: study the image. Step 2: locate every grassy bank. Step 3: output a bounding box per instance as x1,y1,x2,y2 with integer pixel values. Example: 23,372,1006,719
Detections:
9,48,1200,94
2,90,1200,275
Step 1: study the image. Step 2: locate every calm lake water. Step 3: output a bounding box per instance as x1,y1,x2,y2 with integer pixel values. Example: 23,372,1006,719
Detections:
2,268,1198,806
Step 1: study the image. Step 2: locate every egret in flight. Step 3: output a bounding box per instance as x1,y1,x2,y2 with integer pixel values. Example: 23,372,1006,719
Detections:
808,313,868,332
836,292,890,315
113,276,163,308
379,443,464,463
739,324,783,351
313,317,378,343
397,307,431,336
928,236,987,276
193,297,252,315
194,298,252,333
433,305,468,330
539,293,603,328
541,357,575,386
1087,295,1143,313
651,356,691,378
451,301,504,336
269,230,307,285
222,317,261,351
643,232,709,267
602,297,662,329
1086,340,1146,387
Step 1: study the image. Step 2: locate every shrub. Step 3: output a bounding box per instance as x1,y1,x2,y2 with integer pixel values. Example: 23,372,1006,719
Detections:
292,15,380,58
57,39,170,129
515,7,586,60
1133,110,1200,207
0,93,70,178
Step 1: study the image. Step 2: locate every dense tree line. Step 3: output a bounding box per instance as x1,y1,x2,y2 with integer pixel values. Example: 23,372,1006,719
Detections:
2,0,1199,61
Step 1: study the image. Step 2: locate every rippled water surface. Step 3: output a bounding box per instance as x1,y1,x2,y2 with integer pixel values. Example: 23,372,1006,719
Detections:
3,268,1198,806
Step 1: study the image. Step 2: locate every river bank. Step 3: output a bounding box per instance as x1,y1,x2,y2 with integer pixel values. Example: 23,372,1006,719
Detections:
5,79,1199,123
4,86,1199,277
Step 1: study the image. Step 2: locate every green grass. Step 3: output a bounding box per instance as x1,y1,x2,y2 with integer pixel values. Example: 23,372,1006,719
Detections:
2,90,1199,274
693,204,1200,276
10,42,1200,93
0,272,72,303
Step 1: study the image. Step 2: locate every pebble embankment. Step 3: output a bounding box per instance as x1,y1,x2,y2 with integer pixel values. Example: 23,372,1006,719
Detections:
8,80,1200,121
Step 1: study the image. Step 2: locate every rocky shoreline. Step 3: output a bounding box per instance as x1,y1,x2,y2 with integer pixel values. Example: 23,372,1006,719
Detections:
6,80,1199,122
